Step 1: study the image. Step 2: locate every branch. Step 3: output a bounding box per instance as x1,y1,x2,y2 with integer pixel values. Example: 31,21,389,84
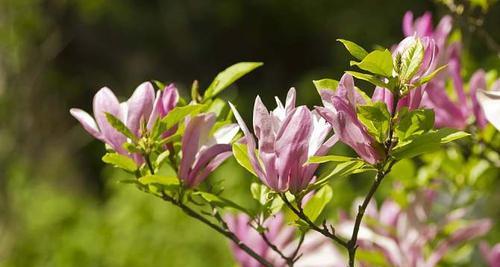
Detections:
346,160,395,267
260,232,294,266
280,194,349,248
160,192,274,267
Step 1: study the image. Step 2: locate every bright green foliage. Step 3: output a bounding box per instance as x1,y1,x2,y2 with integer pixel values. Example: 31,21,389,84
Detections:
337,39,368,61
350,49,394,77
250,183,283,217
105,113,137,141
395,108,435,141
398,38,424,82
313,78,339,91
102,153,138,173
232,143,257,176
203,62,263,99
303,185,333,222
392,129,470,159
358,102,391,143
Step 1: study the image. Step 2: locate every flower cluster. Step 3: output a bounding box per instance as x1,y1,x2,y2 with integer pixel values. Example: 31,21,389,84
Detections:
69,9,500,267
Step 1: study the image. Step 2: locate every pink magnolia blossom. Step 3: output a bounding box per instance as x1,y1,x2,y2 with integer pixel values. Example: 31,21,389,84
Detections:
480,242,500,267
316,74,384,164
225,213,345,267
230,88,336,193
372,36,438,112
402,11,453,64
179,112,239,188
403,11,499,130
477,80,500,131
70,82,179,163
337,190,491,267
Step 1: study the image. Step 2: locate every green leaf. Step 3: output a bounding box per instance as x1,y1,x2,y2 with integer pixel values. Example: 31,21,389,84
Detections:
337,39,369,61
203,62,263,99
313,79,339,91
398,38,424,82
105,113,137,141
313,159,370,188
395,108,434,141
392,129,470,159
193,191,248,212
102,153,138,172
358,102,391,143
232,143,257,176
303,185,333,222
351,49,394,77
415,65,447,86
139,175,179,186
307,155,354,164
250,183,283,216
152,104,206,138
346,71,389,88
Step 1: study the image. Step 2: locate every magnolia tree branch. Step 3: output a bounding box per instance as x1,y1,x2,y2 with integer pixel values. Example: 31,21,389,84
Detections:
160,192,274,267
260,232,294,266
280,194,349,248
346,160,395,267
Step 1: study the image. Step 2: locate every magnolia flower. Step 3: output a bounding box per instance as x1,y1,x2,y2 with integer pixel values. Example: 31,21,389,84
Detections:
477,80,500,131
372,36,438,112
179,112,239,188
480,242,500,267
70,82,179,163
225,213,345,267
402,11,453,64
230,88,336,193
337,190,491,267
424,67,500,130
316,74,384,164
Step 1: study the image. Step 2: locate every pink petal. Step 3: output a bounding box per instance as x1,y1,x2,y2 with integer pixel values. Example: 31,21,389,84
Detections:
92,87,126,153
126,82,155,137
229,102,265,179
179,113,216,183
285,87,297,114
275,106,313,193
372,87,394,113
469,70,488,128
187,144,231,187
69,108,103,141
477,88,500,131
402,11,415,36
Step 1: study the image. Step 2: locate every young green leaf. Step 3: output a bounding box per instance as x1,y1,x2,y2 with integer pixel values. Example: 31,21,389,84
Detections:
232,143,257,176
395,108,434,141
358,102,391,143
203,62,263,99
139,175,180,187
102,153,138,172
152,104,206,138
303,185,333,222
351,49,394,77
346,71,389,88
414,65,448,86
193,191,249,213
337,39,369,61
392,128,470,160
307,155,354,164
313,79,339,91
398,38,424,82
105,113,137,141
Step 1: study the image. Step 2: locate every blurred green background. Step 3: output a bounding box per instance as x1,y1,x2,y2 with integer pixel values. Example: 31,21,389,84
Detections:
0,0,499,266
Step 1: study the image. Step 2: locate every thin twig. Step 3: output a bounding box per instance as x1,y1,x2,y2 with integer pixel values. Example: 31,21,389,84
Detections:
260,232,293,266
160,193,274,267
346,160,395,267
280,194,349,248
